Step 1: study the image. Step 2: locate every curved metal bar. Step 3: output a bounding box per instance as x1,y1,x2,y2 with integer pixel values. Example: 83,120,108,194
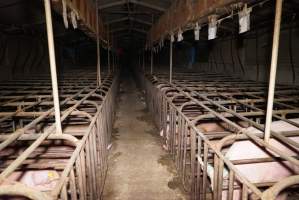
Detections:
0,183,52,200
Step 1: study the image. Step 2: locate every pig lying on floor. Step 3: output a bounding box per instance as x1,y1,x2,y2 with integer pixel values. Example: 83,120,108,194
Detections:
160,116,299,199
204,119,299,200
0,170,59,199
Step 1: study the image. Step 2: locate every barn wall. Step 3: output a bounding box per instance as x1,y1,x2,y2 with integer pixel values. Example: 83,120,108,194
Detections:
198,25,299,85
0,34,51,81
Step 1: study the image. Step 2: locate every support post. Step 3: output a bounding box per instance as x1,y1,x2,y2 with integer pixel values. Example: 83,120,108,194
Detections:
150,48,153,74
169,40,173,83
96,1,101,86
264,0,283,142
107,27,111,74
44,0,62,134
150,14,154,74
111,51,114,72
143,50,145,72
139,53,141,69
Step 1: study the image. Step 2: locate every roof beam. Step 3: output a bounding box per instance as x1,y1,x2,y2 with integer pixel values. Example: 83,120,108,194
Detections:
130,0,166,12
99,0,125,10
134,18,152,26
99,0,165,12
105,17,152,26
114,32,146,39
111,27,147,34
105,17,128,25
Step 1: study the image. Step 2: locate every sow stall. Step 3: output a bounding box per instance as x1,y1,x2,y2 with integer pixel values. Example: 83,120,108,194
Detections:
142,72,299,200
0,70,119,200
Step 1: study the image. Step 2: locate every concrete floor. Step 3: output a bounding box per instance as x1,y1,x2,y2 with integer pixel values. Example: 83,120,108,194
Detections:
103,75,188,200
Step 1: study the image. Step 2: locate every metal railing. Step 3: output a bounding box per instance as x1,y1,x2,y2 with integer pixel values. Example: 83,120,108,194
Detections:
0,70,119,200
142,71,299,200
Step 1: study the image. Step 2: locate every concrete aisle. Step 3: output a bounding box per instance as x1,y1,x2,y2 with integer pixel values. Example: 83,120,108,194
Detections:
103,75,188,200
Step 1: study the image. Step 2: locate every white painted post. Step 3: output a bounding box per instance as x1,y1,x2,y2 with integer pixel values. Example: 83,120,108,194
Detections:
44,0,62,134
264,0,283,142
96,0,101,86
169,40,173,83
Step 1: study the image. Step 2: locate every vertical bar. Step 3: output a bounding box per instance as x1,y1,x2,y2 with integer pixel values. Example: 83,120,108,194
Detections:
139,53,141,68
112,52,115,72
197,137,202,199
213,154,219,200
96,0,101,86
169,40,173,83
44,0,62,134
190,129,196,198
107,26,111,74
228,171,235,200
203,143,208,200
264,0,283,142
143,50,145,72
60,183,68,200
242,184,248,200
151,47,153,74
70,169,78,200
151,14,154,74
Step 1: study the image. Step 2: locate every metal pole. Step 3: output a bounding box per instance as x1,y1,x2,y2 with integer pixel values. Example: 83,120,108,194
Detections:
138,52,142,69
151,48,153,74
169,40,173,83
44,0,62,134
143,50,145,72
112,52,115,72
112,36,115,72
264,0,283,142
107,27,111,74
150,14,154,74
96,1,101,86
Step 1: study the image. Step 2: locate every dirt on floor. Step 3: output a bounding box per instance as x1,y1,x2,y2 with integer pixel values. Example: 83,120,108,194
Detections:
103,75,189,200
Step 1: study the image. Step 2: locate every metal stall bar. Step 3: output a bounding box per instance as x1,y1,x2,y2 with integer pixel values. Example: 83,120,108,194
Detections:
0,73,119,199
141,71,299,199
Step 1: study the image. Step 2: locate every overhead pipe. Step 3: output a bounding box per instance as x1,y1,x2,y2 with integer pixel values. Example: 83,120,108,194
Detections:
96,0,101,86
264,0,283,143
44,0,63,134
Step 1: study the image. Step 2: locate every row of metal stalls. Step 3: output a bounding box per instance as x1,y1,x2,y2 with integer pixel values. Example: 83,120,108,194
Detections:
0,0,119,199
138,0,299,199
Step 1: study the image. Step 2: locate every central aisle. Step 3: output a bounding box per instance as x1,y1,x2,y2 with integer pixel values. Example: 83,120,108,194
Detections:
103,74,187,200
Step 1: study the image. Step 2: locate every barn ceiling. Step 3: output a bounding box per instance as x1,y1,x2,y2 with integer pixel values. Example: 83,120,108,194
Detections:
97,0,172,48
